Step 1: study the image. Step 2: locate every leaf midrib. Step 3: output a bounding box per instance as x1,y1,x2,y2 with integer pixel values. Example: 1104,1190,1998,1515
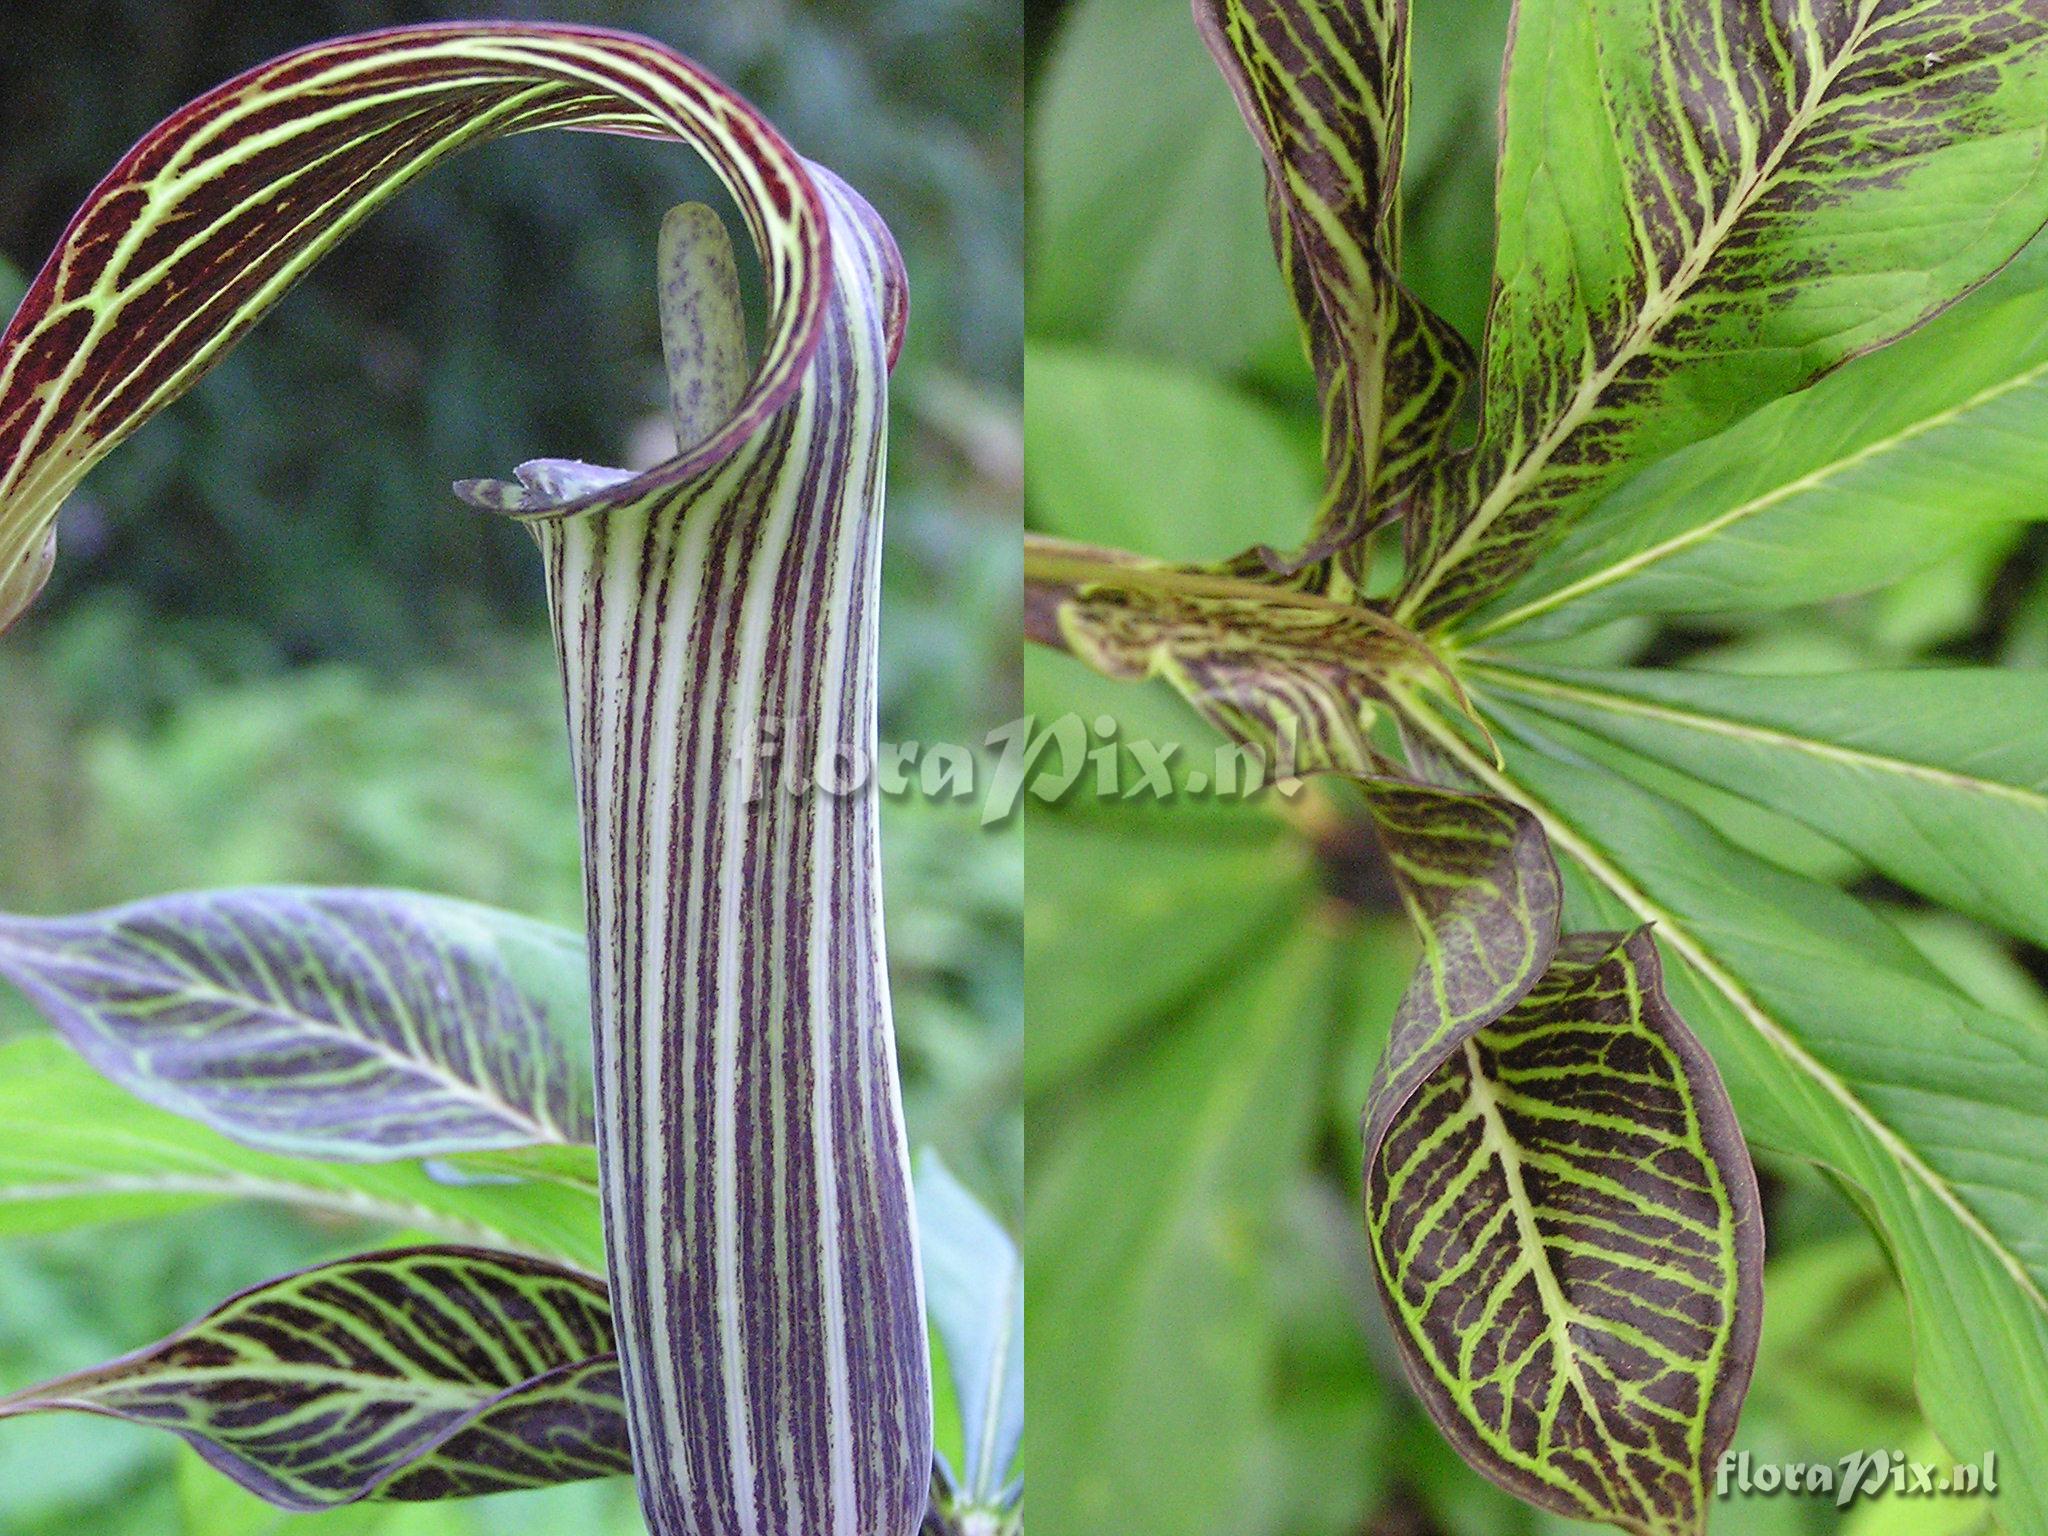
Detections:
1396,3,1875,624
1466,663,2048,810
1459,1036,1664,1519
1390,685,2048,1317
1468,344,2048,638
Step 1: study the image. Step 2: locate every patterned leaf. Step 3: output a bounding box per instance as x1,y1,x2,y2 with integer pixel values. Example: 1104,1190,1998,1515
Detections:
1063,589,1440,766
1355,776,1562,1152
0,21,864,635
0,26,927,1536
1031,550,1764,1524
1398,0,2048,629
1029,535,1472,773
1469,281,2048,640
1343,770,1756,1533
0,1247,629,1510
1366,931,1762,1536
1407,687,2048,1529
1196,0,1473,566
0,888,591,1161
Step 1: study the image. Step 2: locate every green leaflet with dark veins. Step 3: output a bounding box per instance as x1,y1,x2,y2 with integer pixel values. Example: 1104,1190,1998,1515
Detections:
0,1247,630,1509
1397,0,2048,630
1196,0,1473,568
1467,281,2048,641
1366,931,1762,1536
1025,551,1765,1527
1061,587,1434,767
1405,687,2048,1525
0,888,592,1161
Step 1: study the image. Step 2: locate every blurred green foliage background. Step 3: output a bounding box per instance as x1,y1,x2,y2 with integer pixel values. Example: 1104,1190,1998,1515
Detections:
1025,1,2039,1534
0,2,1020,1530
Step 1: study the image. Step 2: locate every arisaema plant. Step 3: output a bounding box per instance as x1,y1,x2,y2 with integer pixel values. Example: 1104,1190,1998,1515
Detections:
0,23,1020,1536
1026,1,2048,1532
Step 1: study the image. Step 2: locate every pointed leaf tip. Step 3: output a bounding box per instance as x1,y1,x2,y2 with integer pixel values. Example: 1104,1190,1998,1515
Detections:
0,1246,630,1510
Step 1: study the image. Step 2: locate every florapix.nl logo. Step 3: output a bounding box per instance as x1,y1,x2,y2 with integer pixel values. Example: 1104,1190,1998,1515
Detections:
1716,1449,1997,1509
732,711,1312,825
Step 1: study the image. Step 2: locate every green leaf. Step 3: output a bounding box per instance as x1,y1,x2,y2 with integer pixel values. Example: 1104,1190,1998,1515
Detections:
1470,287,2048,640
1399,0,2048,628
914,1151,1022,1512
0,1037,603,1272
1895,909,2048,1033
1028,918,1343,1536
1473,664,2048,950
1195,0,1474,559
1025,342,1321,563
1367,931,1761,1536
1022,790,1314,1095
0,888,592,1161
1398,693,2048,1534
0,1247,627,1510
1030,0,1299,371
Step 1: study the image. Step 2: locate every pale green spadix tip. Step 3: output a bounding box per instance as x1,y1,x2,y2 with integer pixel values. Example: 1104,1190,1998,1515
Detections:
450,203,752,516
658,203,750,454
